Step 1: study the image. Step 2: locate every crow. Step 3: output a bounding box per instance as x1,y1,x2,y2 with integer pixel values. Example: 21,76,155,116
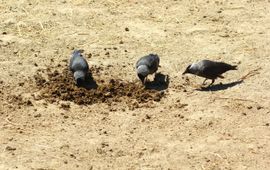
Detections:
136,54,160,84
69,50,89,86
183,60,237,85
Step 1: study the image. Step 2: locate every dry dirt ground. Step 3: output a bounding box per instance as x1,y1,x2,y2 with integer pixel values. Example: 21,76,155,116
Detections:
0,0,270,169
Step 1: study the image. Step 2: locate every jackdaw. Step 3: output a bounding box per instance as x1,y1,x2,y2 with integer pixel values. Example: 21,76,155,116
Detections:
182,59,237,85
136,54,160,84
69,50,89,86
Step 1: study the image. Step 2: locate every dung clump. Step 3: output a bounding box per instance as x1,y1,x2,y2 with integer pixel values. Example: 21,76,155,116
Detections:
34,68,165,105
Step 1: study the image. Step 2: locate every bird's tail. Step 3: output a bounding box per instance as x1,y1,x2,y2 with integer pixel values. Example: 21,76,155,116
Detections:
72,49,84,57
231,65,238,70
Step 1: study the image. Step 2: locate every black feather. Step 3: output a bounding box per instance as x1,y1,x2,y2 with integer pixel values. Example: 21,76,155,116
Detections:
199,60,237,79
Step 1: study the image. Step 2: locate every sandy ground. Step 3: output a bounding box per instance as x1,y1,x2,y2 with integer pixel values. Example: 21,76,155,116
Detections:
0,0,270,169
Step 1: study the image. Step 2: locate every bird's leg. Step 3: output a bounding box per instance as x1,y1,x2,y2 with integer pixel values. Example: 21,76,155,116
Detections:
209,79,215,86
202,78,208,85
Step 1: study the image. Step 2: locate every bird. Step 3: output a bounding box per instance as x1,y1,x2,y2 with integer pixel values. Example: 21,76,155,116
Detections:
182,59,237,86
69,50,89,86
136,54,160,84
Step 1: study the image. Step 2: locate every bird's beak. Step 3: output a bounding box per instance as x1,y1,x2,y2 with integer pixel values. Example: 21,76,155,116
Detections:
182,71,187,75
138,74,145,84
75,77,85,87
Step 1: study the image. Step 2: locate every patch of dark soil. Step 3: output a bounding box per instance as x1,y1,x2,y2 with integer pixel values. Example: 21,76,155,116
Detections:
34,68,165,105
7,94,34,107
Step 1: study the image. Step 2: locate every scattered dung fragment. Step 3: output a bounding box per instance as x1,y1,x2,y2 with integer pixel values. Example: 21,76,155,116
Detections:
34,68,165,105
7,95,34,107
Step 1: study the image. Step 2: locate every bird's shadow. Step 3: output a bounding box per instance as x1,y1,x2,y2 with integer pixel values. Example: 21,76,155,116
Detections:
197,80,243,91
79,72,98,90
145,73,170,91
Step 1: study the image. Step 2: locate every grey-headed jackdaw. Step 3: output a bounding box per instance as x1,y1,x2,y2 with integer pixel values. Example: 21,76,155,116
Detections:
136,54,160,84
69,50,89,86
182,59,237,85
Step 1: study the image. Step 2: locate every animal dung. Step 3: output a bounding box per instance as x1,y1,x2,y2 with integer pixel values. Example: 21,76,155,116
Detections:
33,68,165,106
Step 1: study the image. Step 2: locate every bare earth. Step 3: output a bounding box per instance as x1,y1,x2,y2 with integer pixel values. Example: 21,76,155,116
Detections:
0,0,270,169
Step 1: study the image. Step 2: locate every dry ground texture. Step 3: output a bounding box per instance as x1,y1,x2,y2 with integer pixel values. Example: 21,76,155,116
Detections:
0,0,270,169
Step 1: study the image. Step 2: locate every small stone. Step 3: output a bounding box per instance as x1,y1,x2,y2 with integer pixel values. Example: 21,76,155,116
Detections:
6,146,16,151
247,106,252,109
26,100,33,106
257,106,263,110
34,113,41,118
18,82,24,86
146,114,151,119
70,154,76,159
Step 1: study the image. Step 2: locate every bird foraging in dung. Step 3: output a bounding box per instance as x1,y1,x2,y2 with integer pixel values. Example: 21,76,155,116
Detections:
136,54,160,84
182,59,237,86
69,50,89,86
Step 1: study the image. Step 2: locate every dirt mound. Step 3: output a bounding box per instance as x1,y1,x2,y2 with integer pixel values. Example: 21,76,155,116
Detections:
33,68,165,105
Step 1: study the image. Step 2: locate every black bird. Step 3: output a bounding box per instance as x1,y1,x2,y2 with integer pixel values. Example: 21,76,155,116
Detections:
136,54,160,84
182,60,237,85
69,50,89,86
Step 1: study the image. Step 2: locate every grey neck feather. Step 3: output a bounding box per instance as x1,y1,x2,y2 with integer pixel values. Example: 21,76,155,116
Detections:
137,65,149,76
189,63,199,74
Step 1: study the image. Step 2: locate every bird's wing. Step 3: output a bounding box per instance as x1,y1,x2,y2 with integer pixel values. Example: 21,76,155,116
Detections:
69,55,76,71
70,57,89,72
147,55,159,72
202,61,233,77
136,54,159,74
